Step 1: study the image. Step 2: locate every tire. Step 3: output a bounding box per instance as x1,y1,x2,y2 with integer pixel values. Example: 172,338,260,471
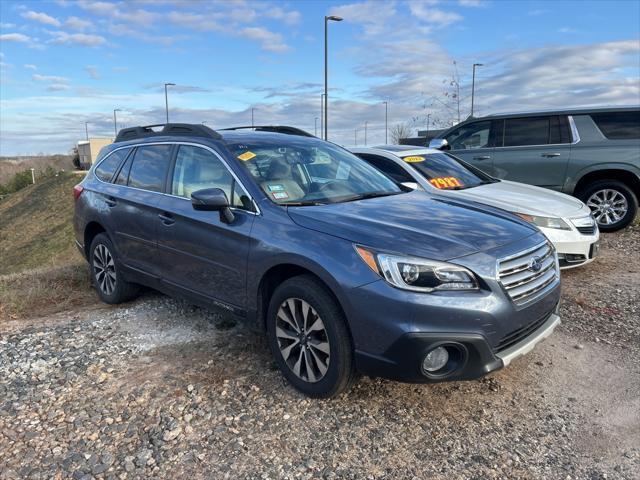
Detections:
266,275,356,398
579,180,638,232
89,233,140,304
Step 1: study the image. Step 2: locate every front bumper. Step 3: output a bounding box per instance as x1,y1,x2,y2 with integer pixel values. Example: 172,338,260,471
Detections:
539,225,599,269
355,312,560,383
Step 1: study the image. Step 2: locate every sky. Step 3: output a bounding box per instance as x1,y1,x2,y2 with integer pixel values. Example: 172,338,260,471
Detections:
1,0,639,155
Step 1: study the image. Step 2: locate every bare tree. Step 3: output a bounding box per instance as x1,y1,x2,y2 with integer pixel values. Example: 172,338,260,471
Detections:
390,123,413,144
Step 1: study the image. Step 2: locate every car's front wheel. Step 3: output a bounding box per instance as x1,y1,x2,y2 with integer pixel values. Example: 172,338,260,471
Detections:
579,180,638,232
89,233,140,304
266,275,356,398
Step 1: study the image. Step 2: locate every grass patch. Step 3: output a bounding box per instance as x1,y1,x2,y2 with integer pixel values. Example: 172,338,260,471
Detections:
0,171,84,275
0,262,97,320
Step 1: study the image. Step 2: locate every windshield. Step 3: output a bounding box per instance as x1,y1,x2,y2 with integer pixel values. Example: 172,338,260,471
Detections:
229,137,403,205
399,152,496,190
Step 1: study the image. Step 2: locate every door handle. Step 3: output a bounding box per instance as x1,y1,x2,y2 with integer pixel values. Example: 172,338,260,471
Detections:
105,197,117,207
541,153,561,158
158,212,175,226
473,155,491,160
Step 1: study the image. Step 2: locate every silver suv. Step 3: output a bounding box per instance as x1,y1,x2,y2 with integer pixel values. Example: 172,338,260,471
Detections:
429,106,640,231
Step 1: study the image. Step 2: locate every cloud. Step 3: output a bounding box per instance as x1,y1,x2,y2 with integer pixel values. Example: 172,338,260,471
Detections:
166,11,223,32
24,64,38,70
558,27,579,34
78,1,157,26
84,66,100,79
48,31,107,46
240,27,291,52
143,83,210,94
107,24,181,45
47,83,71,92
331,1,398,36
65,16,93,31
264,7,301,26
33,73,70,83
409,4,463,27
21,10,61,27
458,0,485,6
0,33,31,42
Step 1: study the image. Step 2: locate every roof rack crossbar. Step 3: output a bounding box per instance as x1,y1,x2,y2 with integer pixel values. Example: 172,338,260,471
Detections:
114,123,222,143
219,125,316,137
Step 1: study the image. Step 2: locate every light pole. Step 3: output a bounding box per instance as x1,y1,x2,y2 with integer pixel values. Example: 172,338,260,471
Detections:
251,107,255,127
324,15,343,140
320,94,325,138
364,121,368,146
113,109,121,137
164,82,175,123
426,113,431,136
314,117,318,137
471,63,483,117
85,121,89,140
382,101,388,144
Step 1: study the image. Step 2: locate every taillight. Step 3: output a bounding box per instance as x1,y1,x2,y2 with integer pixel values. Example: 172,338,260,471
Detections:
73,184,84,200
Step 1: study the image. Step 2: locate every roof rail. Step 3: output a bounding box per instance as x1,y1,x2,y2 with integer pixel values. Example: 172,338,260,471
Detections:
219,125,316,137
114,123,222,143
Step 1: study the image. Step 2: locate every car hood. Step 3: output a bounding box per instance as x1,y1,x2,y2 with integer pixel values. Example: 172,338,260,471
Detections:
451,180,586,218
287,190,538,261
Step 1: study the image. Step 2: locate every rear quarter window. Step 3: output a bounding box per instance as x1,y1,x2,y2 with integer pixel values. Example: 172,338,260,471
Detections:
591,111,640,140
94,148,131,182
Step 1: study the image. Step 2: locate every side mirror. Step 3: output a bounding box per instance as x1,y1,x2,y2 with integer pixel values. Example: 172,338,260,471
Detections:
191,188,235,224
428,138,450,151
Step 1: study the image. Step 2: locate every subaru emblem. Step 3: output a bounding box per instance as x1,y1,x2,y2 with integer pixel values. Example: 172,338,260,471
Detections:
528,256,542,272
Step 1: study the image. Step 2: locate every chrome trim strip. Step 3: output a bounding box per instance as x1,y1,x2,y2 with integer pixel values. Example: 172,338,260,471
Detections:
497,313,560,366
92,141,261,215
567,115,581,144
497,240,549,263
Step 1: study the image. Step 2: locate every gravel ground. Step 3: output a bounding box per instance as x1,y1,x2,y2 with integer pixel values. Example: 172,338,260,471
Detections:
1,229,639,479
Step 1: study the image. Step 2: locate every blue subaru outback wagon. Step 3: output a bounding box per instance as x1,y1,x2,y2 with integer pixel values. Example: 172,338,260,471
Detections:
73,124,561,397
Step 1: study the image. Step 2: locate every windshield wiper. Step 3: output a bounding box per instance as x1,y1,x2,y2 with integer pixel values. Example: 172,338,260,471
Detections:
282,201,327,206
338,191,402,203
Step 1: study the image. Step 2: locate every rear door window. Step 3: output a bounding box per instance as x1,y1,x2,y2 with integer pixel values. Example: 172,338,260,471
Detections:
503,117,551,146
591,111,640,139
445,121,492,150
94,148,131,182
127,145,173,192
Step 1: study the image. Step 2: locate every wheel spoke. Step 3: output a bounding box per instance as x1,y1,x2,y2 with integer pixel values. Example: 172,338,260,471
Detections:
276,326,298,341
280,339,300,361
309,347,328,376
292,348,304,378
310,340,330,355
304,349,316,382
277,309,299,333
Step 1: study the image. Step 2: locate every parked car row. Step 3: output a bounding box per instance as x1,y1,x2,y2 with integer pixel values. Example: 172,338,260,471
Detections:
73,107,637,398
427,106,640,231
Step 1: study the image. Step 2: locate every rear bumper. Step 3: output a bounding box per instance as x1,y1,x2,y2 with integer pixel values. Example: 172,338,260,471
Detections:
355,312,560,383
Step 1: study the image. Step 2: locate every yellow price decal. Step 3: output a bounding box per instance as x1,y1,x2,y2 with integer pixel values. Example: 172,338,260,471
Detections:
403,156,425,163
237,151,256,161
429,177,463,189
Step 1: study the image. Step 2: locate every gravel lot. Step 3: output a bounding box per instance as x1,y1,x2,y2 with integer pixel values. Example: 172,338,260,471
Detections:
1,229,639,479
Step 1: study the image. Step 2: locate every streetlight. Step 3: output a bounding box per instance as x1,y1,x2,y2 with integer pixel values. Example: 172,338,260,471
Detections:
320,94,325,138
85,121,89,141
426,113,431,136
113,109,121,137
314,117,319,137
251,107,255,127
382,101,388,144
471,63,483,117
364,121,368,146
164,82,175,123
324,14,343,140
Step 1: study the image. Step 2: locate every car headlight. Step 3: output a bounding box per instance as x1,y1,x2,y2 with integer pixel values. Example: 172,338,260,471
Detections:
355,246,478,292
513,213,571,230
570,215,596,228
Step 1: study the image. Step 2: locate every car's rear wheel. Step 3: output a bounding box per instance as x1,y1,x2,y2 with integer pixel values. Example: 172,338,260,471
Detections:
266,275,356,398
89,233,140,304
579,180,638,232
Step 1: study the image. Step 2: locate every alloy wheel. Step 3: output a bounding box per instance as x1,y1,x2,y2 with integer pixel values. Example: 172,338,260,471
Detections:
275,298,330,383
93,244,117,296
587,189,628,226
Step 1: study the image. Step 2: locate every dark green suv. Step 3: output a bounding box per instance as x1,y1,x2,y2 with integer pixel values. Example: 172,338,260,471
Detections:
429,106,640,231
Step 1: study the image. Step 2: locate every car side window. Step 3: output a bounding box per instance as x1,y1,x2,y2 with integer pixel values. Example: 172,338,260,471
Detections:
127,145,173,192
591,111,640,139
503,117,551,146
114,151,133,186
358,154,415,183
446,121,492,150
171,145,251,209
94,148,131,182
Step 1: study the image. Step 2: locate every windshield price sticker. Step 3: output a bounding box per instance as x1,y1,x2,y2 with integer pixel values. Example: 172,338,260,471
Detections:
403,156,425,163
237,151,256,161
429,177,463,189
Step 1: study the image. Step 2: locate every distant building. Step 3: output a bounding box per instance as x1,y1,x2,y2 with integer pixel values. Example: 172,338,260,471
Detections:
77,138,113,166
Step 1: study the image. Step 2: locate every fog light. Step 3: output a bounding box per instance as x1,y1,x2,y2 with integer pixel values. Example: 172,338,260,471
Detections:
422,347,449,373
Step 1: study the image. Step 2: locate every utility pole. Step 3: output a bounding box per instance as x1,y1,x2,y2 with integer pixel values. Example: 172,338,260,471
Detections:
426,113,431,136
383,101,388,144
324,15,343,140
113,109,121,137
471,63,483,117
85,122,89,141
164,83,175,123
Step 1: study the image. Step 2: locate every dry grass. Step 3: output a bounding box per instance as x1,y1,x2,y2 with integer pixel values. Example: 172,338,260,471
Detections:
0,172,84,275
0,262,97,320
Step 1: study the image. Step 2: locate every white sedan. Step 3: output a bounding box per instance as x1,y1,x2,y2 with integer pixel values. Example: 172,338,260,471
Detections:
350,146,599,269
